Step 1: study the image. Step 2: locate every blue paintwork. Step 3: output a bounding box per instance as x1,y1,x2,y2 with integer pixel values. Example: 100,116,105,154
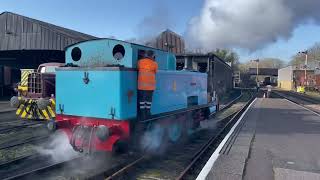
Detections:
55,69,207,119
56,39,208,120
66,39,176,70
152,70,207,114
56,69,137,120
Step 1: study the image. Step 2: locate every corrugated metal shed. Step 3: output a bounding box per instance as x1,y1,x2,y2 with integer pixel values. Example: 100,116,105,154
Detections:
147,29,185,54
0,12,97,96
0,12,97,51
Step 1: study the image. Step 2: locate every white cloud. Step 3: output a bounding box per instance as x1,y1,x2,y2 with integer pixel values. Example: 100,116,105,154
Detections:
186,0,320,51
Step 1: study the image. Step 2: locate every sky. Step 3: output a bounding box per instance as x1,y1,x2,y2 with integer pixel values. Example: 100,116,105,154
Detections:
1,0,320,63
240,23,320,62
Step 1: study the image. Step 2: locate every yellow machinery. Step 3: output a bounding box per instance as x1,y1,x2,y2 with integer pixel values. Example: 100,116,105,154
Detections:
11,63,62,121
297,86,305,93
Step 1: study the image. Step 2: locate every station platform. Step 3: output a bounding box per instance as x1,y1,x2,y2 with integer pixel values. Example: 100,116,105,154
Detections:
200,97,320,180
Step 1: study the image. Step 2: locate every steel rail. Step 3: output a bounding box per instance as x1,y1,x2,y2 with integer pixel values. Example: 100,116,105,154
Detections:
176,93,255,180
3,91,248,180
210,91,243,118
0,121,43,134
0,135,49,150
96,91,253,180
273,91,320,115
3,155,84,180
104,156,146,180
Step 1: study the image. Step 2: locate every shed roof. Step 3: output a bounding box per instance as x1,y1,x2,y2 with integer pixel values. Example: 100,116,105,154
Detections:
2,12,96,40
0,12,97,51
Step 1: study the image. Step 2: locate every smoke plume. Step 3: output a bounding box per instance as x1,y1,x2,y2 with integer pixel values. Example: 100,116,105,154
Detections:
35,131,79,163
133,2,172,44
186,0,320,51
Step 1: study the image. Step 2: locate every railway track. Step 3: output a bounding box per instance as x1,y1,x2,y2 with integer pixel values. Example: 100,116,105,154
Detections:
212,91,243,117
177,94,255,180
273,90,320,114
279,90,320,104
1,90,251,180
0,135,49,151
0,120,50,173
0,154,83,180
2,151,142,180
87,91,254,180
0,120,22,126
0,121,44,134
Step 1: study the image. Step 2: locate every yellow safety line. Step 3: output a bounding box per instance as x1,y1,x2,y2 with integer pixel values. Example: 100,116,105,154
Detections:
47,106,55,118
21,100,32,119
50,99,56,106
37,109,44,119
16,104,24,115
21,105,29,118
20,72,30,86
42,109,49,120
27,112,33,119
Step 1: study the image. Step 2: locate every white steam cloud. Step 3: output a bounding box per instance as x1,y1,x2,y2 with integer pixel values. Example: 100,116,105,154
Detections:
36,131,79,163
140,124,168,154
186,0,320,51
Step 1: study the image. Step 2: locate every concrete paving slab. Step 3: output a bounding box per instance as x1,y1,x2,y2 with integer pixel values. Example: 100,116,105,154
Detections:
211,155,246,175
228,145,250,158
274,168,320,180
244,147,274,180
244,98,320,180
237,132,254,139
225,152,247,163
206,171,242,180
232,136,252,147
206,97,320,180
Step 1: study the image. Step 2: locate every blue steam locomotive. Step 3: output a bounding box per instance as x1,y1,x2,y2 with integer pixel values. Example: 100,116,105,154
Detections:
53,38,213,153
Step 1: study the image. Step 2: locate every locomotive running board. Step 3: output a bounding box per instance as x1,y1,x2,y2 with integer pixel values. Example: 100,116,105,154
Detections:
140,103,215,123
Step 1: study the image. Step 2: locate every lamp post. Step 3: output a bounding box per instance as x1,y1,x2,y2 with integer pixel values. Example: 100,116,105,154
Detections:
252,59,260,84
298,50,308,86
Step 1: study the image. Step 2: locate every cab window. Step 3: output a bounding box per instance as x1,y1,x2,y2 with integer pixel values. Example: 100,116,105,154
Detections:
39,66,57,73
138,50,146,59
39,66,46,73
45,66,57,73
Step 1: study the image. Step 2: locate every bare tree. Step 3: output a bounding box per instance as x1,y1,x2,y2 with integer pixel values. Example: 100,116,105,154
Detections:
212,49,240,70
290,42,320,65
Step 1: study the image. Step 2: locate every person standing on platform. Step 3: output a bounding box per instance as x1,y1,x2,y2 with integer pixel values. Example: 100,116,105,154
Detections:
256,82,260,92
266,84,272,98
137,50,158,120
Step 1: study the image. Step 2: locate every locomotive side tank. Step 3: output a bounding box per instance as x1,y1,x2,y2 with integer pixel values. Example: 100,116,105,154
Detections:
55,39,208,152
